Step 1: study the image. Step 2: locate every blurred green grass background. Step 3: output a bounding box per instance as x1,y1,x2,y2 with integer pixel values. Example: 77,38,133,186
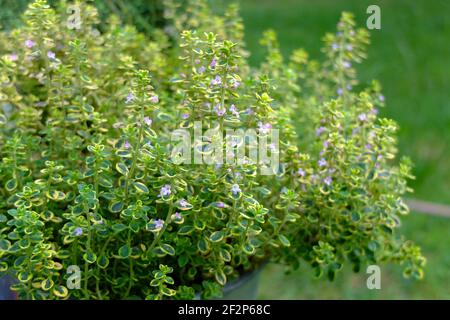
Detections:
239,0,450,299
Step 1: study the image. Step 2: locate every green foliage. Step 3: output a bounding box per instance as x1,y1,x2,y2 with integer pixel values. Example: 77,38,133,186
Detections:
0,0,425,299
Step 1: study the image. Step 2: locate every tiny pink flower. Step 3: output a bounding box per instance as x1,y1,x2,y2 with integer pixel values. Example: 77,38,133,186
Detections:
150,95,159,103
125,92,135,104
47,51,56,60
210,75,222,87
209,57,217,68
358,113,367,122
198,66,206,74
316,126,325,136
25,39,35,48
318,158,327,167
144,117,152,126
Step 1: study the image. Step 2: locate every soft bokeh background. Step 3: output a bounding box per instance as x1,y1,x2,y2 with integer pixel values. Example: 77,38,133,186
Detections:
239,0,450,299
1,0,449,299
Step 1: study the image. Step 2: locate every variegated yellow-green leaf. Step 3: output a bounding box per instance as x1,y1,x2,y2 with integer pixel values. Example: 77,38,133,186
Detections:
133,181,149,193
5,179,17,192
41,278,54,291
115,162,129,175
46,190,66,201
53,285,69,298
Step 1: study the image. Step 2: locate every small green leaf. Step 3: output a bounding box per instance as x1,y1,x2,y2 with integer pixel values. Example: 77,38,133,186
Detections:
0,261,8,272
197,238,209,253
278,234,291,247
5,179,18,192
116,162,129,175
160,243,175,256
53,285,69,298
133,181,149,193
118,245,131,258
242,243,255,255
41,278,54,291
98,176,113,188
97,255,110,269
0,114,7,125
214,269,227,286
368,240,379,252
115,149,132,158
178,225,194,235
209,230,225,243
112,223,128,233
83,250,97,264
46,190,66,201
18,271,32,283
219,248,231,262
194,219,206,230
0,239,11,251
109,201,124,213
160,287,176,296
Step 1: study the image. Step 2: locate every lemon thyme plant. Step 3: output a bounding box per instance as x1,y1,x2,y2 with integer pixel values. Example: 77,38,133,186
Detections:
0,0,425,300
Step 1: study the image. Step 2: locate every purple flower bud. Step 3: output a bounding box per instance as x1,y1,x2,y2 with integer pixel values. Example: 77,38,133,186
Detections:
231,184,241,195
229,104,239,117
324,176,332,186
213,103,226,117
231,79,240,89
215,201,225,208
179,199,189,208
47,51,56,60
125,92,135,104
74,227,83,236
358,113,367,122
365,144,372,150
269,143,277,152
346,44,353,51
318,158,327,167
9,54,18,61
342,60,351,69
25,39,35,48
198,66,206,74
210,57,217,68
316,126,325,136
174,212,182,220
154,219,164,229
297,168,306,177
150,95,159,103
258,122,272,134
124,140,131,149
160,185,171,197
379,95,385,102
331,43,339,51
181,113,189,119
210,75,222,87
144,117,152,126
337,88,343,96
